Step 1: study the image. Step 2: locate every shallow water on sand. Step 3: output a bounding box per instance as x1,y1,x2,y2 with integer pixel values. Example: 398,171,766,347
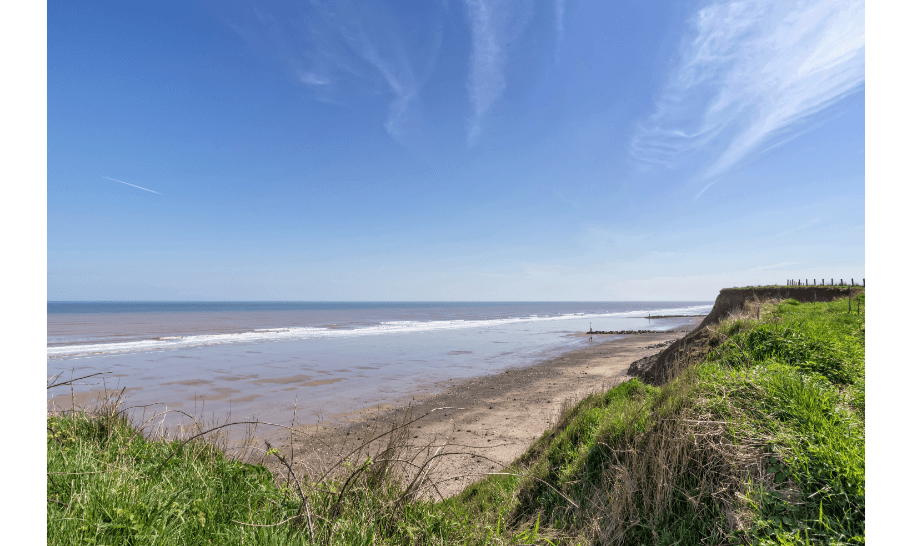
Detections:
47,302,710,426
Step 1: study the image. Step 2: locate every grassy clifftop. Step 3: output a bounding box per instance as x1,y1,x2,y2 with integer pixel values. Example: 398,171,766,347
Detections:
47,292,864,545
632,285,863,385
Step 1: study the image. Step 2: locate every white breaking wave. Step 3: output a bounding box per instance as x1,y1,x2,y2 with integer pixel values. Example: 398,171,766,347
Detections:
47,305,712,359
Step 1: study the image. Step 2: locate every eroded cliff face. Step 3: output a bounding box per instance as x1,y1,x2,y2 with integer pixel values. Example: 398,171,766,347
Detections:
629,286,861,385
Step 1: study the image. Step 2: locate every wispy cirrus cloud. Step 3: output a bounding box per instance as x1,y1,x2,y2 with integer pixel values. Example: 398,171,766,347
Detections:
631,0,865,195
231,1,444,143
104,177,161,195
555,0,566,49
463,0,533,146
229,1,547,147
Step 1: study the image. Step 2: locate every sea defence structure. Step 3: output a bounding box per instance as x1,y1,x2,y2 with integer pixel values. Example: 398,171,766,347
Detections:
629,285,863,385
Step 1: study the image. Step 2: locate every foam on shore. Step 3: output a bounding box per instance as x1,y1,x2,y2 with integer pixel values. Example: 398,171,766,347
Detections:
48,304,711,359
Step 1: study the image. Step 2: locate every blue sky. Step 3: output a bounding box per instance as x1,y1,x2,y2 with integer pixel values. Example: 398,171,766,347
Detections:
47,0,865,301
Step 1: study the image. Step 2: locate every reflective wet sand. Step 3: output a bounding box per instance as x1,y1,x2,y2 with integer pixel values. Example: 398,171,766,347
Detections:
48,314,696,430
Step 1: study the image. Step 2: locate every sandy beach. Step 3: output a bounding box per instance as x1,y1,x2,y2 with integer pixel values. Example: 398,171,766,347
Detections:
276,318,703,497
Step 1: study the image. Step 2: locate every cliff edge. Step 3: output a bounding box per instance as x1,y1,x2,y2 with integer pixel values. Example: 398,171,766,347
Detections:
628,285,862,385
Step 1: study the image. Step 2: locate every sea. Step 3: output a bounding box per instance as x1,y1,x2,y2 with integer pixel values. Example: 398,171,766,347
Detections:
47,301,712,427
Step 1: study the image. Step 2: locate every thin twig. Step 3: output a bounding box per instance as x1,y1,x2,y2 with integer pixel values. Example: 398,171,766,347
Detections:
403,452,580,510
401,440,448,502
117,409,200,459
232,514,306,528
46,424,67,447
47,372,112,390
153,421,297,473
266,441,315,544
408,441,512,449
47,497,68,508
315,406,461,486
329,461,371,518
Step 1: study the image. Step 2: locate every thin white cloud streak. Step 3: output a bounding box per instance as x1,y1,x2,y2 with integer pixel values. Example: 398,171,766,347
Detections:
104,177,161,195
463,0,532,146
631,0,865,190
349,24,433,140
307,0,442,141
555,0,565,47
232,1,443,143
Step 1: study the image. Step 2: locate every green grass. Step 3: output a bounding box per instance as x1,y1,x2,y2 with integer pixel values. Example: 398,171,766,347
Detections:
48,293,864,545
46,403,532,545
47,409,310,545
707,295,866,545
511,380,658,522
726,285,862,289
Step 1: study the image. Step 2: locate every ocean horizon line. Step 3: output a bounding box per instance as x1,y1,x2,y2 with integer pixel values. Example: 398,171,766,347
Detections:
48,299,711,304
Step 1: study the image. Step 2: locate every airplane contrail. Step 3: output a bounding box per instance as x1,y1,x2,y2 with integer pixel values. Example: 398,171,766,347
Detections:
104,176,162,195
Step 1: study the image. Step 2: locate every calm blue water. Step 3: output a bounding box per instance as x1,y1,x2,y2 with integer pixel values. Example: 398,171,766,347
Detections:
48,301,711,425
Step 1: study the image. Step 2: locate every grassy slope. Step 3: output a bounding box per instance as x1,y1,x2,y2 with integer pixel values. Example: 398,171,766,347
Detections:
48,294,864,545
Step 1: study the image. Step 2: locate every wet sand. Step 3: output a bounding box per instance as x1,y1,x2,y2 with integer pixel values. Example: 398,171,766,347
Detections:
275,318,702,497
